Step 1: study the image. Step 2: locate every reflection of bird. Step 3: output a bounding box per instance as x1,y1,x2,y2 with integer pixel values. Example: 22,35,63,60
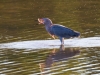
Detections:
38,18,80,45
50,45,80,61
39,45,80,70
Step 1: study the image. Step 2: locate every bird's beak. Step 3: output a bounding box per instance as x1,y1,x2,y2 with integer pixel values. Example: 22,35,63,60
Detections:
38,18,44,24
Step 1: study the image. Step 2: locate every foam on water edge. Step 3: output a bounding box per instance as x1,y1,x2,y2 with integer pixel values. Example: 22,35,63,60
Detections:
0,37,100,49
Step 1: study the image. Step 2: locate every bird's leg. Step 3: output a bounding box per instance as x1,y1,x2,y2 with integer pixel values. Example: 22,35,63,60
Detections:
60,45,65,51
59,37,64,45
48,33,55,39
51,35,55,39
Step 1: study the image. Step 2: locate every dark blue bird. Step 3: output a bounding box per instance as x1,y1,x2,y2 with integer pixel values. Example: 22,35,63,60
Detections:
38,18,80,45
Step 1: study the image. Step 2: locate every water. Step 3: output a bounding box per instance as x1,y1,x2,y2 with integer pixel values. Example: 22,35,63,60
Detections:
0,0,100,75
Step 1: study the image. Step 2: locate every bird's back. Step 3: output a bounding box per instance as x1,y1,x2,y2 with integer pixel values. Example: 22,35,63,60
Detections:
51,24,80,38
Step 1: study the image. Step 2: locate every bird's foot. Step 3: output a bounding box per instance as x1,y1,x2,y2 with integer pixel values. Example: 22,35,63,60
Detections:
52,35,55,39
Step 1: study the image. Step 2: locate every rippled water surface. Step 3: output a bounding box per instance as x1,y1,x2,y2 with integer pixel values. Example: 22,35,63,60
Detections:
0,0,100,75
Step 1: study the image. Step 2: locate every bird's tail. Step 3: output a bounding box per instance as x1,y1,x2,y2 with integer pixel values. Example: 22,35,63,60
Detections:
73,31,80,37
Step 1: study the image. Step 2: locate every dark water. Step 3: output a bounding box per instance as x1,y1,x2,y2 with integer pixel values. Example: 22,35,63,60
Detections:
0,0,100,75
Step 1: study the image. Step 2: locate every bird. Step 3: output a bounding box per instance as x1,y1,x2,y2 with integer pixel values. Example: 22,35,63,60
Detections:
38,18,80,45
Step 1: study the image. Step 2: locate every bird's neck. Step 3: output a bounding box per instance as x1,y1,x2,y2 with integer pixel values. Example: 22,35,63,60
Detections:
45,24,51,31
45,22,53,30
44,19,53,27
44,22,53,27
45,23,53,35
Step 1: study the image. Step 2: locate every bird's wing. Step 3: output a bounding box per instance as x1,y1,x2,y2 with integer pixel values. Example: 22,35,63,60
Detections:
51,25,79,38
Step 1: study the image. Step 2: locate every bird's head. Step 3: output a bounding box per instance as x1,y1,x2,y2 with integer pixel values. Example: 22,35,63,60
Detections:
38,18,53,25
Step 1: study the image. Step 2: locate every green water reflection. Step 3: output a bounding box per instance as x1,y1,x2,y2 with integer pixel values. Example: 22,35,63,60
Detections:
0,0,100,43
0,46,100,75
0,0,100,75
